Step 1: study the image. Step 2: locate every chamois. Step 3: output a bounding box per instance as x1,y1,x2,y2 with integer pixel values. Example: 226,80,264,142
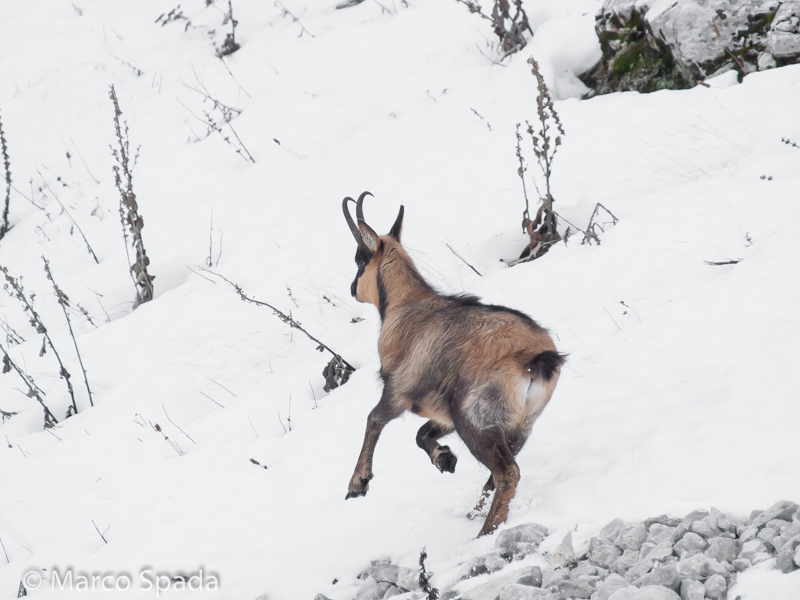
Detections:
342,192,564,537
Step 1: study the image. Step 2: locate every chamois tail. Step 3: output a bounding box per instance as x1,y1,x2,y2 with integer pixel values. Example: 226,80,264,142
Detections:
527,351,566,382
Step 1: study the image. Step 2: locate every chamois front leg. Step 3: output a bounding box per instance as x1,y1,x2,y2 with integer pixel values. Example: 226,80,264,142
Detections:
345,385,403,499
416,420,457,473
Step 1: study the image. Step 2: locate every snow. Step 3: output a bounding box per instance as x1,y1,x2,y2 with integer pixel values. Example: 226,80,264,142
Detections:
0,0,799,598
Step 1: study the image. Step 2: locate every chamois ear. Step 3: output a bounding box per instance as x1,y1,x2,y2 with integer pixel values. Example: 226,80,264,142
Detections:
389,205,404,242
358,219,381,253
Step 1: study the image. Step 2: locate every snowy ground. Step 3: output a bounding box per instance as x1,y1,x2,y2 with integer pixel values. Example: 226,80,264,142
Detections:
0,0,799,598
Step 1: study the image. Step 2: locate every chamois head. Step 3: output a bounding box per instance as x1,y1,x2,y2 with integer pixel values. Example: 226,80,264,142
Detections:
342,191,404,305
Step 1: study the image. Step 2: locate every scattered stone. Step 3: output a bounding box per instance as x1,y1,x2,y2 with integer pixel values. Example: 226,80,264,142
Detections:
572,562,599,578
551,531,576,568
496,523,549,554
462,567,544,600
675,553,727,581
356,577,392,600
609,585,680,600
740,539,768,562
498,584,553,600
731,558,751,572
679,578,704,600
680,533,706,553
776,549,798,574
518,567,542,588
644,516,681,529
705,537,742,563
593,573,631,600
795,545,800,568
383,586,404,599
611,550,640,576
633,564,678,590
395,568,419,592
541,568,569,590
372,562,400,585
590,543,623,568
672,511,710,543
624,559,653,583
741,500,800,541
601,519,627,543
642,542,673,562
314,595,333,600
647,524,676,546
619,525,648,551
703,573,727,600
559,577,597,599
691,516,723,539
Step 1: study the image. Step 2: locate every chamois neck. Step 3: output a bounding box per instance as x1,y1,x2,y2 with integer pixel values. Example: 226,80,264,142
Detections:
376,246,435,319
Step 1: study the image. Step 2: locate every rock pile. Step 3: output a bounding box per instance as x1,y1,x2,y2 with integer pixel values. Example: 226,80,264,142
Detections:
320,500,800,600
455,500,800,600
580,0,800,96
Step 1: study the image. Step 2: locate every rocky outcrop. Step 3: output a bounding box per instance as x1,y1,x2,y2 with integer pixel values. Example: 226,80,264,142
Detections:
580,0,800,96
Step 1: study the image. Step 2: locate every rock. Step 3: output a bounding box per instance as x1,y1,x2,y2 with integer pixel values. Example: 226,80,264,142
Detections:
591,543,623,568
356,577,392,600
740,539,768,561
795,545,800,568
703,573,727,600
383,586,404,599
314,595,333,600
601,519,628,543
592,573,631,600
633,565,678,590
551,531,576,568
757,527,780,551
581,0,800,96
462,567,544,600
776,549,798,573
559,578,597,599
680,533,707,553
705,537,742,563
572,562,599,578
395,567,419,591
372,563,401,585
624,559,653,583
498,584,553,600
732,557,751,572
675,553,728,581
647,524,676,546
466,553,509,578
611,550,641,576
517,567,543,588
541,568,569,590
642,542,673,562
620,525,648,551
691,517,723,539
679,579,704,600
609,585,680,600
741,500,800,541
710,508,740,535
496,523,549,553
644,516,681,529
672,511,710,542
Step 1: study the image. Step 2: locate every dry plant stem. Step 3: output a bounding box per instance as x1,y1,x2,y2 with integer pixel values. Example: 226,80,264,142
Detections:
1,265,78,416
445,242,482,276
515,123,530,223
0,110,12,240
37,174,99,263
275,0,316,38
43,257,94,407
0,343,58,426
0,534,8,563
91,520,109,544
202,268,354,372
110,85,155,308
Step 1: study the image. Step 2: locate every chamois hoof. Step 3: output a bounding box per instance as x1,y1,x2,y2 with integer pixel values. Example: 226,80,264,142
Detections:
345,475,371,499
434,446,457,474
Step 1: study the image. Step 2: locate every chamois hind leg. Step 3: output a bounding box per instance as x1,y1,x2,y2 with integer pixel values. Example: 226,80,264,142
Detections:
416,420,457,473
461,430,520,537
345,385,403,499
468,475,495,519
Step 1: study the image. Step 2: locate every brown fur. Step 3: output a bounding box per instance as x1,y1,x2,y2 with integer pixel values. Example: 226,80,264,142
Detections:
344,201,564,537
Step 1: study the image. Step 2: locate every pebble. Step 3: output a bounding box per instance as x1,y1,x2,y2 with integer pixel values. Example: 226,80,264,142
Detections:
703,573,727,600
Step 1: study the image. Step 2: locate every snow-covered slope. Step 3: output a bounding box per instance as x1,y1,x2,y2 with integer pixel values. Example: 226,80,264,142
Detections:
0,0,798,598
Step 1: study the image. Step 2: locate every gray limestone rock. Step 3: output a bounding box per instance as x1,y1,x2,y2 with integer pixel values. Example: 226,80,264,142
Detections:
740,539,768,561
551,531,576,568
675,553,728,581
741,500,800,541
642,542,673,562
647,524,676,546
620,525,648,551
795,545,800,568
624,559,654,583
633,564,678,590
591,543,624,568
541,568,569,590
705,537,742,563
559,577,597,599
372,563,401,585
609,585,680,600
703,573,727,600
776,549,798,573
679,579,704,600
601,519,628,543
517,567,543,588
592,573,632,600
732,557,751,572
496,523,549,553
462,567,544,600
497,584,554,600
395,568,419,592
680,533,707,553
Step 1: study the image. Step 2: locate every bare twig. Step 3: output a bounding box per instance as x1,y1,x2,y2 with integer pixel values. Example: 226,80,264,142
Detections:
91,520,109,544
1,265,77,416
445,242,482,276
110,84,155,308
37,174,99,263
162,404,196,444
43,257,94,407
275,0,316,38
152,421,185,456
0,109,12,240
0,343,58,426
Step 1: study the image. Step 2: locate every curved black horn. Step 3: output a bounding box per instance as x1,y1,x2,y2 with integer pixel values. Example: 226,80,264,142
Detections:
342,196,362,243
356,191,373,223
